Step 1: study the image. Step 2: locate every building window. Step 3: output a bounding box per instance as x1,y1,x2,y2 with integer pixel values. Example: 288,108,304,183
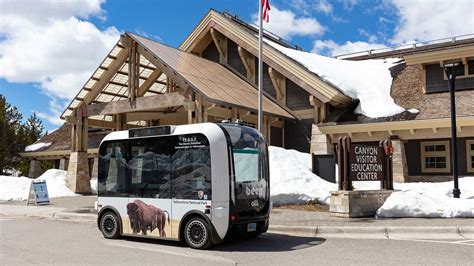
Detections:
421,141,451,173
443,59,474,80
467,140,474,173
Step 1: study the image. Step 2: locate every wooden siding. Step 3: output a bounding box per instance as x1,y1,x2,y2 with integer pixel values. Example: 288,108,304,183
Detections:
425,63,474,93
284,119,312,153
286,79,312,110
404,137,472,176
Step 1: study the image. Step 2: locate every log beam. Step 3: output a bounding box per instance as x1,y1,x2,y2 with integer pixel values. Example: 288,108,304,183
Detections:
238,46,256,81
82,45,129,105
86,92,188,116
268,67,286,103
210,28,228,63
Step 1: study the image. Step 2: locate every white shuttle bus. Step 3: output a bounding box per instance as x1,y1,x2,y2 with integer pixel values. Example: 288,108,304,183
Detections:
96,122,270,249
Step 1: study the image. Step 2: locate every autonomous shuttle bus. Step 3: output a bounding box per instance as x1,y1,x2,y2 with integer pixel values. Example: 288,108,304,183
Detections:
96,122,270,249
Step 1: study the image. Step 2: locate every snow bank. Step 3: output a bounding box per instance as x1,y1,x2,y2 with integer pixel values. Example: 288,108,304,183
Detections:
269,146,336,206
24,142,52,152
0,169,77,201
377,177,474,218
265,40,405,118
269,146,474,218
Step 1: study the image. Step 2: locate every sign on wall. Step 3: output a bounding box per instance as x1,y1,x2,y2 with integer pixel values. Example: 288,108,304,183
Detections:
349,144,385,181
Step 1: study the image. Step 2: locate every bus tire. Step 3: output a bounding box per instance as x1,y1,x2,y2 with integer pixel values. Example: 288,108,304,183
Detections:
184,217,212,249
99,211,121,239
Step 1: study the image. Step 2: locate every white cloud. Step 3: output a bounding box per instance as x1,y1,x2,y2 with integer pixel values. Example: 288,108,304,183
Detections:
0,0,120,123
314,0,333,15
312,40,387,57
339,0,358,10
389,0,474,44
37,97,68,126
252,6,325,39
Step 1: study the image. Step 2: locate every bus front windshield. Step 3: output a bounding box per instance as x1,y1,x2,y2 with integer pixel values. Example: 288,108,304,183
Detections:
221,124,269,203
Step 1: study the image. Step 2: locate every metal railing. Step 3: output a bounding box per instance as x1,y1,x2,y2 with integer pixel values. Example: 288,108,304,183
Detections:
333,34,474,59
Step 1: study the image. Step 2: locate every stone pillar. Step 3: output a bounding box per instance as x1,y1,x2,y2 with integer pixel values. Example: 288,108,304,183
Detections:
391,139,408,183
90,157,99,195
311,124,334,155
28,160,42,178
59,158,69,171
66,152,91,193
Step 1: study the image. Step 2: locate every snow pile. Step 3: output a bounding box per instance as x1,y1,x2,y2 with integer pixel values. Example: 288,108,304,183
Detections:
24,142,52,152
269,146,336,206
265,40,405,118
377,177,474,218
0,169,77,201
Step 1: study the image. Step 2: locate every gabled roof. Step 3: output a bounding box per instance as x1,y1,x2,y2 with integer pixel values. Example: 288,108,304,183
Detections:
129,33,293,118
179,10,352,106
61,31,294,121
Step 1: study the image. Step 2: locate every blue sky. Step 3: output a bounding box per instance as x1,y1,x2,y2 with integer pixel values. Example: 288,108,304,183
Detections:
0,0,473,131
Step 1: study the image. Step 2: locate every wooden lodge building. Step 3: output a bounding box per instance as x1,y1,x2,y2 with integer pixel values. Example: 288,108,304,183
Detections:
20,10,474,192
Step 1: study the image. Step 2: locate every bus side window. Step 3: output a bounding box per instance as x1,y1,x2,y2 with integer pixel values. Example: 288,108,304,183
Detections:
171,134,212,200
129,138,171,199
98,141,130,196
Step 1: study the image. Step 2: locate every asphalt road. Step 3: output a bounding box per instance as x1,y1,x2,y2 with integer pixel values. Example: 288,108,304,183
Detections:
1,216,473,265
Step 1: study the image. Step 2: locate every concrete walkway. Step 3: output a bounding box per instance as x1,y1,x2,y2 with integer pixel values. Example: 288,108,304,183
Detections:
1,196,473,240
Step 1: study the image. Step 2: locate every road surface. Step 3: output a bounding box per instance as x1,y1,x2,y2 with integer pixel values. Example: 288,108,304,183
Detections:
1,216,473,265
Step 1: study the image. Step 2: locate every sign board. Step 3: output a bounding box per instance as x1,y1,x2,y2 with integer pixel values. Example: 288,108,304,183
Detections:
27,180,50,205
349,144,385,181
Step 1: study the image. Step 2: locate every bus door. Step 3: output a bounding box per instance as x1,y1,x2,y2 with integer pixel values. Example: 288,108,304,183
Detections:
127,137,173,239
170,134,213,239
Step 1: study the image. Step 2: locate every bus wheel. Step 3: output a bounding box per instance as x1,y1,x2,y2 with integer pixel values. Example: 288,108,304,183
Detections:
184,217,212,249
100,211,121,239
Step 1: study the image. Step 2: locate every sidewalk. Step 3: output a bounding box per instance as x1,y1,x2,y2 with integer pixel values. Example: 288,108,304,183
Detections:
1,196,473,240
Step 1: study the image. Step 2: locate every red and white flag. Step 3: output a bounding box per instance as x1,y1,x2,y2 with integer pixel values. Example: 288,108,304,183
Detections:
262,0,271,22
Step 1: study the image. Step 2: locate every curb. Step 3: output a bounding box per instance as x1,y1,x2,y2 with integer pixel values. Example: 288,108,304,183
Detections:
53,212,97,222
3,209,473,240
268,225,474,240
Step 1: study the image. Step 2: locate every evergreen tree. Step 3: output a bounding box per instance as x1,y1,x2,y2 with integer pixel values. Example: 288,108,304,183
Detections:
25,112,44,144
0,95,46,175
0,95,23,174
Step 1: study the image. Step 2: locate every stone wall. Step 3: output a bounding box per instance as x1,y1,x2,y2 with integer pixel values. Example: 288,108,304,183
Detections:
330,190,395,218
66,152,91,193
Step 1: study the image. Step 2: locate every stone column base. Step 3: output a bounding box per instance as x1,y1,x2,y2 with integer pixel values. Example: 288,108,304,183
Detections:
28,160,42,178
66,152,91,193
330,190,395,218
59,158,69,171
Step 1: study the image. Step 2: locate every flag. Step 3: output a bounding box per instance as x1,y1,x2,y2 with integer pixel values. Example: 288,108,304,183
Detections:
262,0,271,23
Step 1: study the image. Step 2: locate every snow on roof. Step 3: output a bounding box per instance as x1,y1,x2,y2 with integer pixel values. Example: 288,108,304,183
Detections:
265,39,405,118
24,142,52,152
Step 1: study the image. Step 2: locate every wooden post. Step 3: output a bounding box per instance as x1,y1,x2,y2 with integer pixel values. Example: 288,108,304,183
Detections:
337,137,344,191
195,94,202,123
75,109,83,152
342,136,352,191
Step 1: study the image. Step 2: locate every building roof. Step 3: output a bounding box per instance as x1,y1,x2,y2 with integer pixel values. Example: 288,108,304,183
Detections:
179,9,351,106
20,124,107,158
61,31,294,122
323,63,474,125
336,36,474,61
129,33,293,119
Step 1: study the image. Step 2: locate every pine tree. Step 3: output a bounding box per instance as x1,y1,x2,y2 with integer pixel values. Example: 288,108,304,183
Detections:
0,95,46,175
0,95,23,174
25,112,44,144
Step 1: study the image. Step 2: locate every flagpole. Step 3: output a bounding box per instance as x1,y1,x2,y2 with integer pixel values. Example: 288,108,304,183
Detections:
258,0,263,132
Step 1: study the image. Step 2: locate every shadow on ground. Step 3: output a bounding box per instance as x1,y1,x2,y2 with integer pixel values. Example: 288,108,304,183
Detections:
121,233,325,252
214,233,326,252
